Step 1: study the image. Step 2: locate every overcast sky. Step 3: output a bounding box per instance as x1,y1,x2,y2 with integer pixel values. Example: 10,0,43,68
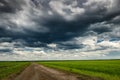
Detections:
0,0,120,61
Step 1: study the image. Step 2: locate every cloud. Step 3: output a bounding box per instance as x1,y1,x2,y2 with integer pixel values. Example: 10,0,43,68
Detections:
0,0,120,43
47,43,57,48
49,0,85,20
88,22,113,33
83,0,120,16
0,0,120,60
97,40,120,48
0,37,120,60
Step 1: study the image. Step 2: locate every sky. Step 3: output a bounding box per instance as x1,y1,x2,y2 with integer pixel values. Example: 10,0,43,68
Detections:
0,0,120,61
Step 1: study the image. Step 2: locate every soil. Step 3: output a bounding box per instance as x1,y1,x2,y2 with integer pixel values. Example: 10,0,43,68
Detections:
8,63,103,80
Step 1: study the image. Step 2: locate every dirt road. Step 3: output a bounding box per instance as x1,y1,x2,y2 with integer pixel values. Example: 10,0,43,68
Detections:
9,63,102,80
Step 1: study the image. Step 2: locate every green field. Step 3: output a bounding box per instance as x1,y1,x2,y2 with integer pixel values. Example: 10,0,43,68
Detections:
39,60,120,80
0,62,30,80
0,60,120,80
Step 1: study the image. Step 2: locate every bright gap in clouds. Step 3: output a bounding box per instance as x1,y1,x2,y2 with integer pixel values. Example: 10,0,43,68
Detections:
0,0,120,60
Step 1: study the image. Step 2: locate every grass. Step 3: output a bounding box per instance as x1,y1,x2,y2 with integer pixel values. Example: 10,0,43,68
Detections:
0,60,119,80
0,61,30,80
38,60,120,80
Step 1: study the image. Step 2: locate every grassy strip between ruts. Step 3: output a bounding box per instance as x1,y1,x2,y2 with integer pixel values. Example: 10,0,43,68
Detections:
0,62,30,80
38,60,120,80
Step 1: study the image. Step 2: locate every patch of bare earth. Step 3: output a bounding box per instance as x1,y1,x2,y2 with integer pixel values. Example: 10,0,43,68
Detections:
8,63,103,80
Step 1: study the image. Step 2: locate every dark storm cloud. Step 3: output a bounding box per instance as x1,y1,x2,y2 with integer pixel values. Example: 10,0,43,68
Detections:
0,49,12,52
57,43,84,50
0,0,120,48
0,37,12,42
0,0,25,13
